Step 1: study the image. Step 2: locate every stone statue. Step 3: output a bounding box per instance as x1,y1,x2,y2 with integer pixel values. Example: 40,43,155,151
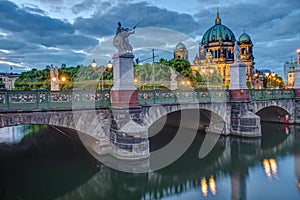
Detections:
205,51,213,63
170,68,177,82
113,22,137,54
50,65,58,79
234,41,240,63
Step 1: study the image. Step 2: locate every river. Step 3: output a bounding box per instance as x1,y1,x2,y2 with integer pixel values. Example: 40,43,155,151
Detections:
0,121,299,200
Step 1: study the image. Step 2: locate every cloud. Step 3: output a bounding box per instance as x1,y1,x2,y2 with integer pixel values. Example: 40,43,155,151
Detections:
2,0,300,77
73,1,201,37
0,0,99,70
0,1,73,35
72,0,96,14
22,3,48,15
33,0,63,4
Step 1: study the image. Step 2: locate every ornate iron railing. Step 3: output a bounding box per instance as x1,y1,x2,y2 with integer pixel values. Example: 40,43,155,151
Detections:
249,89,294,100
0,89,295,111
137,89,229,104
0,89,111,111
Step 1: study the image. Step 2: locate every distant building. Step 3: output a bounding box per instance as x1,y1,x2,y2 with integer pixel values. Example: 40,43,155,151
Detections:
174,41,188,60
284,58,297,89
0,73,20,90
174,9,255,87
252,69,271,89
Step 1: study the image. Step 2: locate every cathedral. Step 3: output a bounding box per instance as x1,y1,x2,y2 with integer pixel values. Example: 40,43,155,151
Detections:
174,9,255,87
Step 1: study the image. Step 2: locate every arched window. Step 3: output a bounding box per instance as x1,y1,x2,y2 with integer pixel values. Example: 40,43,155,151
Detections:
242,48,247,54
225,34,229,41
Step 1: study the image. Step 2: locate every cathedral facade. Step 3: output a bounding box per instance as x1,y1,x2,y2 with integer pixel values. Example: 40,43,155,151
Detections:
174,10,255,87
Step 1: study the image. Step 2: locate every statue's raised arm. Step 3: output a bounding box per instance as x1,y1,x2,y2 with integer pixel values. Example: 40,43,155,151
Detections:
113,22,136,54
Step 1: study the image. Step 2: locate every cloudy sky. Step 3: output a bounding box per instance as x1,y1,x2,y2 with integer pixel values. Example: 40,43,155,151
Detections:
0,0,299,76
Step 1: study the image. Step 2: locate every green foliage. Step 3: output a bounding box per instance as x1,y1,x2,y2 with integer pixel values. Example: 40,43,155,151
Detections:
14,68,50,90
246,81,252,89
263,73,285,89
134,61,171,89
134,58,208,90
13,64,114,91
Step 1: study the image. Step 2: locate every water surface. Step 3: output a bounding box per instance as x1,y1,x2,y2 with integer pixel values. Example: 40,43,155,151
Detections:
0,122,299,200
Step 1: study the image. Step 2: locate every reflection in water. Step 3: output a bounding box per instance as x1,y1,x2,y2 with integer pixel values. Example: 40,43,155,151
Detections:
263,158,278,180
0,122,300,199
209,176,217,196
263,159,271,178
201,177,208,197
200,176,217,197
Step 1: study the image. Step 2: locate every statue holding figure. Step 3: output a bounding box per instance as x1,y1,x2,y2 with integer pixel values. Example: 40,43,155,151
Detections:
234,41,240,63
113,22,139,54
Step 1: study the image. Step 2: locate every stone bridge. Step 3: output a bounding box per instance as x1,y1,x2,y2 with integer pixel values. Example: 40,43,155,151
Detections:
0,89,299,160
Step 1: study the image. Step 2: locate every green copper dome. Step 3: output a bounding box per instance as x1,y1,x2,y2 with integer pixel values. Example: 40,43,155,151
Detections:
175,41,187,50
201,10,236,45
239,32,252,43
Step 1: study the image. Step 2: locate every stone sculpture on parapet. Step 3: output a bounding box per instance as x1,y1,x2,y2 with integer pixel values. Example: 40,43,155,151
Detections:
113,22,139,55
234,41,241,63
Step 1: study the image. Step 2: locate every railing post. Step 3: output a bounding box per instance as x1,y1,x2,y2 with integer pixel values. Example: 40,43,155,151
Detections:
45,91,49,109
5,90,9,110
36,90,40,109
100,90,104,107
153,90,156,104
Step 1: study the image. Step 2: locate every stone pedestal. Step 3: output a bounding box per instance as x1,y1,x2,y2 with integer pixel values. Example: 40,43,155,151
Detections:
110,107,150,160
111,53,138,107
229,61,260,136
229,89,250,101
109,52,149,160
170,69,178,90
229,62,249,101
230,102,261,137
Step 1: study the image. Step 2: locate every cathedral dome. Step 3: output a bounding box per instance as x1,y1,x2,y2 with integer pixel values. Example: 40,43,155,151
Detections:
201,10,236,45
175,41,187,50
239,32,252,43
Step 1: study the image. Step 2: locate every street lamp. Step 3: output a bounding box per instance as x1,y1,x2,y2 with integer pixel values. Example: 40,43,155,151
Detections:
91,60,113,90
264,72,270,89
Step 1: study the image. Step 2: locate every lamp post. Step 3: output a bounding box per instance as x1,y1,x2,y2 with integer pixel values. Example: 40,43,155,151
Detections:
91,60,112,90
264,72,270,89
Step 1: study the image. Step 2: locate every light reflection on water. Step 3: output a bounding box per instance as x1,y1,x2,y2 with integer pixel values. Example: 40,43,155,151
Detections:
0,122,299,200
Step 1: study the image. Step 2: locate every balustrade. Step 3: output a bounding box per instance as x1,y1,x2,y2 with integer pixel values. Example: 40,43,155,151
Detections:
0,89,295,111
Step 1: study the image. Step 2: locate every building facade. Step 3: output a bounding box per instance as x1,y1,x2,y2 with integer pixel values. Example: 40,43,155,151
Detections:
174,9,255,87
0,73,20,90
174,41,188,60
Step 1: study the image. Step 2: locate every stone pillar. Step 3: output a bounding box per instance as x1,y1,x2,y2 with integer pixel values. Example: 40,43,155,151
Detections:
50,66,59,91
294,49,300,97
229,47,261,137
294,67,300,98
110,53,138,107
109,52,150,160
170,68,178,90
110,107,150,160
229,61,249,101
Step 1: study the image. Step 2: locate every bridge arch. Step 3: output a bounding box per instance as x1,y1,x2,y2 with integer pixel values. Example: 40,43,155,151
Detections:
0,110,111,142
142,103,230,134
252,99,295,123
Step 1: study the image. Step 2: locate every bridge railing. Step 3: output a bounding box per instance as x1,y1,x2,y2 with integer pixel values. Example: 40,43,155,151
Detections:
250,89,294,100
137,89,229,105
0,89,111,111
0,89,295,111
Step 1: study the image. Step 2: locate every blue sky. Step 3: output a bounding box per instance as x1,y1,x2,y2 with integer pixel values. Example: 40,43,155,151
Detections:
0,0,300,76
